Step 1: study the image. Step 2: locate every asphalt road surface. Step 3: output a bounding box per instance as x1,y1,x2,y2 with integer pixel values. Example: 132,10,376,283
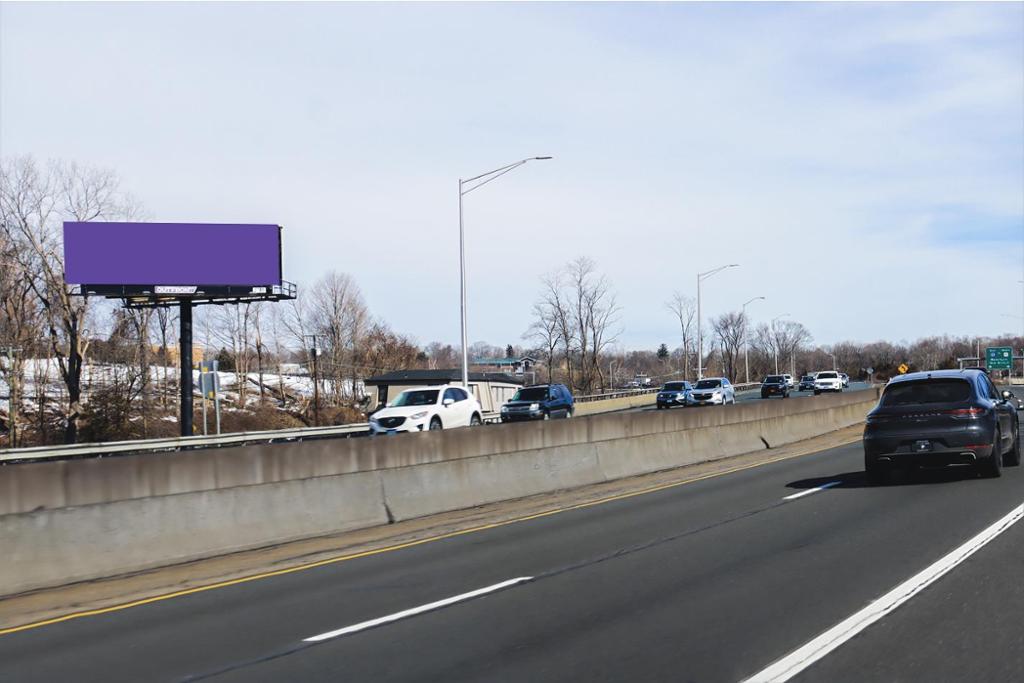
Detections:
2,434,1022,682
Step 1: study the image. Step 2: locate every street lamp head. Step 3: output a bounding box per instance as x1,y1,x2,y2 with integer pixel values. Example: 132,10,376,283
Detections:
534,156,553,160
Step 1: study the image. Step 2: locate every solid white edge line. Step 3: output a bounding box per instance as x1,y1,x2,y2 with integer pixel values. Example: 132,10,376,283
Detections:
303,576,534,643
742,502,1024,683
782,481,841,501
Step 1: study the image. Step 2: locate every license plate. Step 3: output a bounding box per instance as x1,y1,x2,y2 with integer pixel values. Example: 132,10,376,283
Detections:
914,440,932,452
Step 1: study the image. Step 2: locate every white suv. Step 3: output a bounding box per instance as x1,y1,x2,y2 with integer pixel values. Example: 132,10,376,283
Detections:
369,384,483,434
687,378,736,406
813,371,843,395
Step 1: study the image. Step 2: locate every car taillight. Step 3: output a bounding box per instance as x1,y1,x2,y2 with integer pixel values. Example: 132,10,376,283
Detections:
946,408,986,419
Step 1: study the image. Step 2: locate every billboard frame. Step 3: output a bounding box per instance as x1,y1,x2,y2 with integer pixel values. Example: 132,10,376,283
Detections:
64,222,297,437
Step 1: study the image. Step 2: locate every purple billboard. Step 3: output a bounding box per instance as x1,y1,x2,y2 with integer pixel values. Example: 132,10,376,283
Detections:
63,222,282,287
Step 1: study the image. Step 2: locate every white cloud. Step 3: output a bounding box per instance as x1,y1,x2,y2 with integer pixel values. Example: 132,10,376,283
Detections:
1,2,1020,350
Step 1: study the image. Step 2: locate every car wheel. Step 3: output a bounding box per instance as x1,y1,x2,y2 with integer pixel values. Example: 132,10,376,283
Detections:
981,429,1003,478
470,413,481,427
429,417,442,431
1007,419,1021,466
814,390,820,396
865,460,888,486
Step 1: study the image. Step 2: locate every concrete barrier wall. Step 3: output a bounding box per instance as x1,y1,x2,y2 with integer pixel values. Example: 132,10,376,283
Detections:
0,389,878,596
574,392,655,416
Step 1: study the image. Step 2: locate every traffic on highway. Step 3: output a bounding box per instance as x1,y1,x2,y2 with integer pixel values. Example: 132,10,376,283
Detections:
2,2,1022,683
1,381,1022,682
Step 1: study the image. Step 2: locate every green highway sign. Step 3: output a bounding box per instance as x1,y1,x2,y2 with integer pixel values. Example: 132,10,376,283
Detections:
985,346,1013,371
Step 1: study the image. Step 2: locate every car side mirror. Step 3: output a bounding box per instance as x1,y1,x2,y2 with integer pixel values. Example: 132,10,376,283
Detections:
443,398,454,407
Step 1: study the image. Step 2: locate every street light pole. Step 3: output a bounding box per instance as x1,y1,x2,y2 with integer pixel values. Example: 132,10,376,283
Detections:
771,313,791,375
459,156,552,389
741,296,765,384
696,264,739,380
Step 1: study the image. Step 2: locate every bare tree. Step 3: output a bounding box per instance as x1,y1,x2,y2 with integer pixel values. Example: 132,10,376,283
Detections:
712,311,746,381
0,227,42,446
153,306,176,409
524,300,560,383
525,258,620,393
307,271,370,404
665,291,696,380
0,156,141,442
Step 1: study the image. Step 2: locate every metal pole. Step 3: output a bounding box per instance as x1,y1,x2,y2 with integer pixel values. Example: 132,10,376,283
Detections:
201,381,208,436
312,336,320,427
179,299,193,437
696,273,702,380
214,386,221,435
459,178,469,389
773,319,779,375
740,297,764,384
744,339,750,384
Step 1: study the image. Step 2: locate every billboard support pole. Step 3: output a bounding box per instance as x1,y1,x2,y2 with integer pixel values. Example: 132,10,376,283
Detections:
179,299,193,437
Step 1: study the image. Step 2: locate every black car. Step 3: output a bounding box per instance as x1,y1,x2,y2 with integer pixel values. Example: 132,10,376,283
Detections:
760,375,789,399
798,375,816,391
500,384,574,422
657,381,693,409
863,369,1021,484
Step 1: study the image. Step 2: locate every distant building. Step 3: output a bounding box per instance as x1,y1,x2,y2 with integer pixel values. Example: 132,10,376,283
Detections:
471,356,539,376
364,369,523,414
157,344,207,366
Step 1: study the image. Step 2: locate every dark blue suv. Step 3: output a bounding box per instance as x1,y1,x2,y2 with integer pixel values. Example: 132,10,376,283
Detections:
863,369,1021,483
500,384,574,422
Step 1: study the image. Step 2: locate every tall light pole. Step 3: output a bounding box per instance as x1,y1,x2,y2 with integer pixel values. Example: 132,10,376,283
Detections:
696,264,739,380
459,156,552,389
741,296,765,384
771,313,791,375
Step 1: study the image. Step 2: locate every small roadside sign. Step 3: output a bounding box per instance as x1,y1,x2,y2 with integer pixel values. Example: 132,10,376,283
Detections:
986,346,1013,371
898,363,909,374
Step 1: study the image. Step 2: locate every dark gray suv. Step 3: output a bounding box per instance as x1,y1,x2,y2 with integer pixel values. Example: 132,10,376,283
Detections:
500,384,574,422
863,369,1021,483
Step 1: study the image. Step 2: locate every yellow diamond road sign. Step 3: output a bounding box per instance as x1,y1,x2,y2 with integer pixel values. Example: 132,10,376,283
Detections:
898,363,909,374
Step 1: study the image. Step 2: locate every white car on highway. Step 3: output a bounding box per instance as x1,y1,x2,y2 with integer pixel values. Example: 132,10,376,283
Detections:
687,378,736,406
369,385,482,434
813,371,844,395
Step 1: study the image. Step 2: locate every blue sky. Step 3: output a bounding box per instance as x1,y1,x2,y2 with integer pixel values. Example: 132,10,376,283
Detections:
2,2,1022,349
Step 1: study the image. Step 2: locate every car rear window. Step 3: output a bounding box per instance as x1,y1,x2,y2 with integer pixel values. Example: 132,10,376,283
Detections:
513,387,549,401
881,379,972,406
663,382,687,391
764,376,784,383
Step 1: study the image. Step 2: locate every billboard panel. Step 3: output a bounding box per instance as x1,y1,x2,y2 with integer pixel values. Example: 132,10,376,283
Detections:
63,222,282,287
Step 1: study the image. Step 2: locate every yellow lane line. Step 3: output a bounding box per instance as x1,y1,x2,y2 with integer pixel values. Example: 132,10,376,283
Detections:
0,439,854,636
